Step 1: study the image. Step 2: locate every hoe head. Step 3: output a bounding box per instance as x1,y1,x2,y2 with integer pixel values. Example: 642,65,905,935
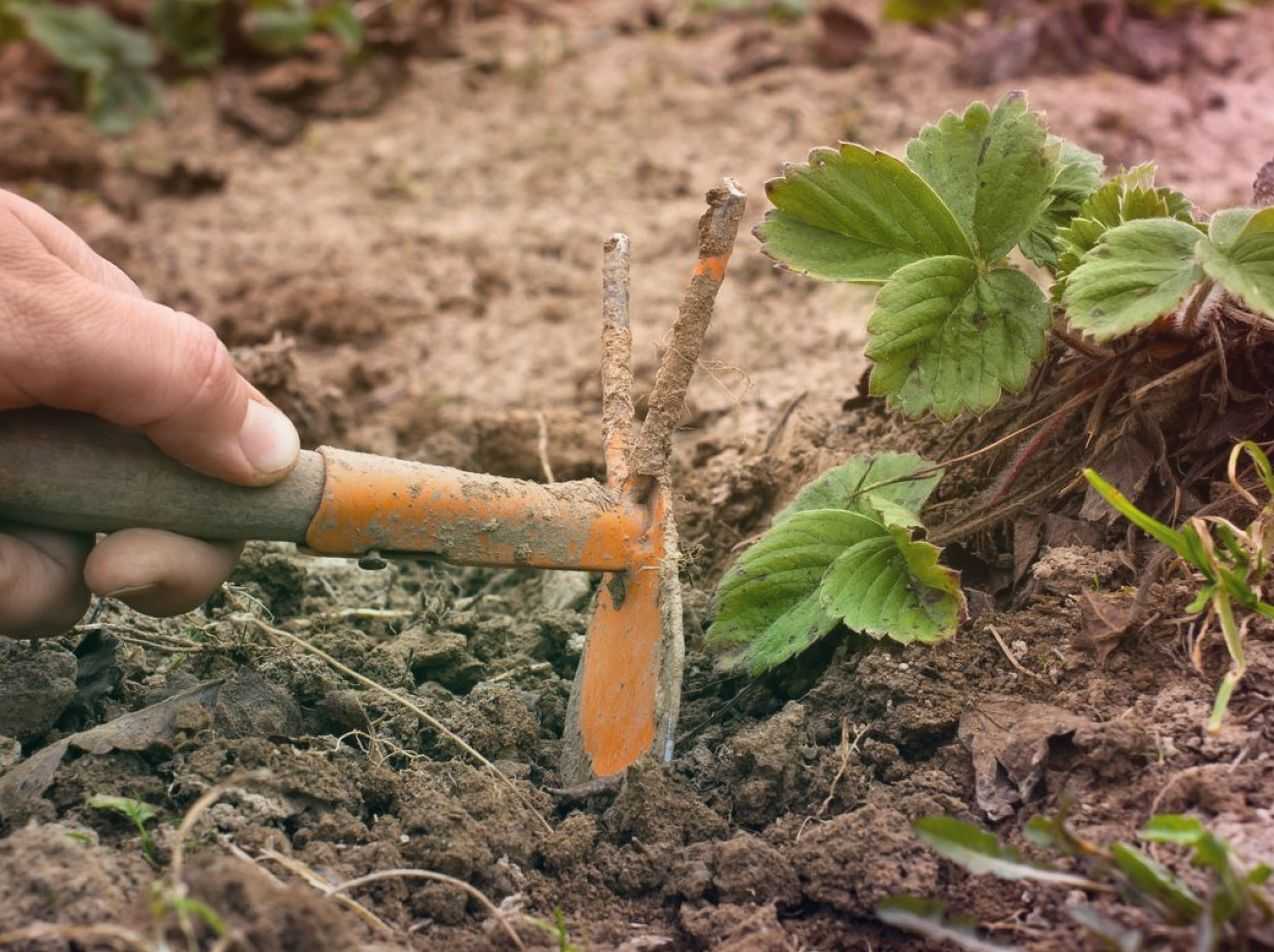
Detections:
292,180,745,784
560,476,683,783
560,180,745,783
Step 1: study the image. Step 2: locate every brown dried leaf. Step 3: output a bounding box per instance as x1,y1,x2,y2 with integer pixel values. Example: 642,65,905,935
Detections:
1254,158,1274,209
1080,436,1154,523
813,5,874,70
1013,516,1042,585
958,697,1087,821
0,673,301,822
1080,589,1137,666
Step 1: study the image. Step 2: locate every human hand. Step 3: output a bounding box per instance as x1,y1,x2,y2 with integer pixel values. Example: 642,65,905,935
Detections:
0,189,300,637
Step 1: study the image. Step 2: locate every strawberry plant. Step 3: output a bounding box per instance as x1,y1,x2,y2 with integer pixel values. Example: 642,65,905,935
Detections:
707,452,963,673
0,0,362,133
709,93,1274,686
2,0,161,134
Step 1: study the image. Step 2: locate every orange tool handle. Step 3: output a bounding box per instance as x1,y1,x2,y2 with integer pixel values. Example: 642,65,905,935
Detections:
0,410,646,572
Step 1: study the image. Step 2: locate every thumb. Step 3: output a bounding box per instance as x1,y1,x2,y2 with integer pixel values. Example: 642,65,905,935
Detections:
8,265,299,486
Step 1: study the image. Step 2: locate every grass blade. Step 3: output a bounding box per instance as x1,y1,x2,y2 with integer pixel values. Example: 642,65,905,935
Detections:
913,817,1099,888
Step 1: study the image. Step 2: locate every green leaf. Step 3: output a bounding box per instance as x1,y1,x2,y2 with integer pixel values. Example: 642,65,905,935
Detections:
818,525,963,644
87,794,157,826
165,896,228,936
1063,218,1204,341
1207,207,1259,249
1109,842,1203,923
0,3,25,43
1142,814,1244,918
1020,137,1104,271
1022,810,1090,858
756,144,973,284
881,0,981,25
1190,832,1234,879
1051,139,1106,202
707,509,879,673
1230,440,1274,497
315,0,362,51
867,257,1050,419
1054,164,1199,299
876,897,1019,952
776,452,941,528
1197,206,1274,316
912,817,1095,887
88,66,161,135
151,0,224,69
904,93,1057,262
87,792,161,862
245,2,315,54
1023,815,1064,851
1083,165,1194,229
1083,468,1202,568
12,1,159,133
13,1,156,72
709,496,962,671
1140,814,1206,846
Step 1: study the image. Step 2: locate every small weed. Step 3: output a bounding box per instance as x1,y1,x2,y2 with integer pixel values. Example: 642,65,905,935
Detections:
1086,440,1274,731
530,908,582,952
87,794,161,866
884,809,1273,950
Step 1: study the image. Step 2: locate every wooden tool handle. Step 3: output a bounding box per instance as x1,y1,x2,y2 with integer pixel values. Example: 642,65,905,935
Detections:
0,409,324,542
0,410,643,572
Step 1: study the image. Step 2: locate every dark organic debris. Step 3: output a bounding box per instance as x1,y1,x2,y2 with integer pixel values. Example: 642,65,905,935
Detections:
0,673,300,822
813,5,875,69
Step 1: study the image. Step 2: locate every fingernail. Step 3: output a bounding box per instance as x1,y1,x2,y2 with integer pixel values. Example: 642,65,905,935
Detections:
105,583,159,599
239,401,300,477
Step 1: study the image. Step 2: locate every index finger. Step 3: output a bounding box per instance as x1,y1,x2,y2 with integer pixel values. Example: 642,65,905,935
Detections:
0,189,142,297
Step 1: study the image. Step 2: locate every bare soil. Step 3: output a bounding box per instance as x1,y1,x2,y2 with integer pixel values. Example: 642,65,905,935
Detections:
3,2,1274,949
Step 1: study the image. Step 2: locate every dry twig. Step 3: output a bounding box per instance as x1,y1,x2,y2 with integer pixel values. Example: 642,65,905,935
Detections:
256,848,396,938
325,869,525,950
988,625,1046,682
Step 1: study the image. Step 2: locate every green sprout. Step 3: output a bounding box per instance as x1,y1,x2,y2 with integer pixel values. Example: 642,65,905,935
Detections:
87,794,161,866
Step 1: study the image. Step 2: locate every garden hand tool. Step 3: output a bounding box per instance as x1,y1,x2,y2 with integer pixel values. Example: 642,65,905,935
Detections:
0,180,746,784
